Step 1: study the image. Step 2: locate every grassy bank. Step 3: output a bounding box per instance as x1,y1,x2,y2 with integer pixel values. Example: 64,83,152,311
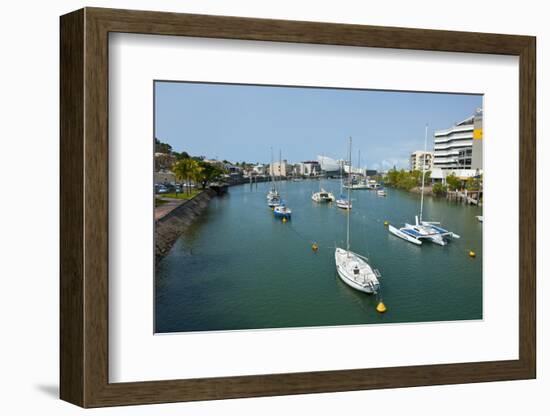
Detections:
155,189,202,207
159,189,201,199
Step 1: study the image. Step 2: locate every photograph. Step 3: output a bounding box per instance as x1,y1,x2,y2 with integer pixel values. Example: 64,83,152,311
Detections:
153,81,484,333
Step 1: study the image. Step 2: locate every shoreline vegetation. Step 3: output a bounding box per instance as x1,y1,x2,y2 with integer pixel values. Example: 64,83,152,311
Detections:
384,168,482,202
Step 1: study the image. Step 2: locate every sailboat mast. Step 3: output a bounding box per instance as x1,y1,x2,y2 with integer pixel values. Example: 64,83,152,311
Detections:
347,137,352,251
339,160,343,194
419,124,428,222
270,146,275,191
279,149,282,190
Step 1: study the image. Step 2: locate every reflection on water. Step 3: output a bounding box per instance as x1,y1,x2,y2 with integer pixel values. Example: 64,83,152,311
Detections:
155,179,482,333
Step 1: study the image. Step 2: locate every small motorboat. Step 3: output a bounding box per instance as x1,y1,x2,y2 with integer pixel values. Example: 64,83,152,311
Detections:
273,204,292,219
336,196,352,210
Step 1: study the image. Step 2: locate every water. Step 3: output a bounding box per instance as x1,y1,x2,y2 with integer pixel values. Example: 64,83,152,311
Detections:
155,179,482,333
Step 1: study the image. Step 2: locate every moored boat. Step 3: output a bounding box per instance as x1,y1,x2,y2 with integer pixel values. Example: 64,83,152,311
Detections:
312,188,335,203
335,248,380,293
335,137,380,294
336,197,352,209
388,125,459,246
273,204,292,219
268,195,281,208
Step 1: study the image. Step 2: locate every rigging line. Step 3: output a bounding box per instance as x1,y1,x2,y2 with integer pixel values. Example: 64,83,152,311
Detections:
286,223,332,250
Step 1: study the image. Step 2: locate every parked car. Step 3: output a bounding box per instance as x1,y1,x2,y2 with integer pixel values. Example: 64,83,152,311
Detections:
155,184,168,194
164,183,176,193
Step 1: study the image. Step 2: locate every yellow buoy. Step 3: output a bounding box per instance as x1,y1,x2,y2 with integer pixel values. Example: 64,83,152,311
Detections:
312,243,319,252
376,301,387,313
282,217,287,223
383,220,389,226
469,250,476,258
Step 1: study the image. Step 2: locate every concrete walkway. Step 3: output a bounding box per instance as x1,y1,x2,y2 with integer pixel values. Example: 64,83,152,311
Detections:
154,198,186,221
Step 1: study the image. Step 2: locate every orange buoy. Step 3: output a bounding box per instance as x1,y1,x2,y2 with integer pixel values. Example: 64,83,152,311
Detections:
312,243,319,252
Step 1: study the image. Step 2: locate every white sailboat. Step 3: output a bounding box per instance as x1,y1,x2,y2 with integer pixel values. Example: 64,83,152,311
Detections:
272,150,292,217
388,125,460,245
335,137,381,294
336,153,352,209
343,150,370,190
266,147,280,206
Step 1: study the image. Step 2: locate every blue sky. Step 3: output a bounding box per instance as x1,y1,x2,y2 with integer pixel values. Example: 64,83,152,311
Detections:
155,81,482,171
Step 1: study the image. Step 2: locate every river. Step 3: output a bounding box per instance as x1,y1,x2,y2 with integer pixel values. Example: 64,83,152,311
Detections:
155,179,482,333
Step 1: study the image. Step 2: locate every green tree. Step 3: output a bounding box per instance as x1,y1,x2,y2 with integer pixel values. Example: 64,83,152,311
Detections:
172,158,200,194
174,151,190,160
197,161,225,189
154,138,172,154
432,182,447,196
465,176,481,191
445,173,461,191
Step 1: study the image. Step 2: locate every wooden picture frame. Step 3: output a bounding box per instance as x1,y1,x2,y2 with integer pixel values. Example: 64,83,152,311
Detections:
60,7,536,408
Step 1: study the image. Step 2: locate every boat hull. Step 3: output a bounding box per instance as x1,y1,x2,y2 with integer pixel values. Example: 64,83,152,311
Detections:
388,224,422,245
273,207,292,219
336,199,352,209
334,248,380,294
312,192,335,203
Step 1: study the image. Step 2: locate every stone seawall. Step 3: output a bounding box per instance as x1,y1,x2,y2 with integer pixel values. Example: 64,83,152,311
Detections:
155,189,216,264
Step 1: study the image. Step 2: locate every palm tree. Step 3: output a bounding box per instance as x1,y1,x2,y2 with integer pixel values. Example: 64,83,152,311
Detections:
172,158,200,194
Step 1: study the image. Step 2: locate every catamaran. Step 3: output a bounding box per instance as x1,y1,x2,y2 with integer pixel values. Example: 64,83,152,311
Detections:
335,137,381,294
312,188,335,203
312,173,335,203
388,125,460,246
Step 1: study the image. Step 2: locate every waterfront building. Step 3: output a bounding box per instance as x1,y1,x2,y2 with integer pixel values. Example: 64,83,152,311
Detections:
317,155,341,174
154,170,176,185
433,108,483,171
224,163,243,174
270,160,289,177
430,168,480,184
410,151,434,171
299,160,321,176
252,164,266,175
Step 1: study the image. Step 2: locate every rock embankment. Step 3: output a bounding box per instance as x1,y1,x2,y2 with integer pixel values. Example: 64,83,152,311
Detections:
155,189,216,264
409,186,433,195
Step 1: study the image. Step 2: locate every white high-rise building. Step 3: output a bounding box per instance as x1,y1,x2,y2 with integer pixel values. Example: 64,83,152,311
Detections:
433,109,483,170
